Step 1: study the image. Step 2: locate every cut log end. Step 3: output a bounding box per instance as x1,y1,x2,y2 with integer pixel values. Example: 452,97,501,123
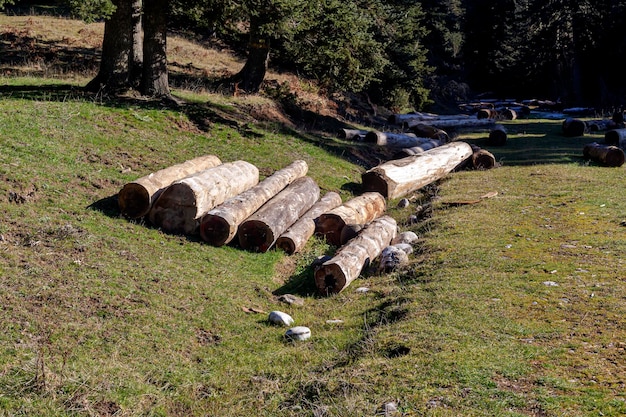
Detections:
239,220,275,252
199,214,234,246
275,237,296,255
315,214,348,246
314,263,348,295
149,185,198,234
118,183,151,218
360,172,389,198
472,150,496,169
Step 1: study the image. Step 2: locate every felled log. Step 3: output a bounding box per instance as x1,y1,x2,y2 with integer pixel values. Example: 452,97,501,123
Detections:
604,128,626,148
499,108,517,120
275,191,342,254
361,141,473,199
488,124,507,146
337,128,368,141
388,112,469,125
199,160,308,246
586,119,619,132
315,192,386,246
149,160,259,235
406,117,495,129
314,215,397,295
470,145,496,169
477,108,497,119
365,131,435,148
118,155,222,218
392,139,445,159
583,142,625,167
410,123,450,142
562,118,586,137
238,176,320,252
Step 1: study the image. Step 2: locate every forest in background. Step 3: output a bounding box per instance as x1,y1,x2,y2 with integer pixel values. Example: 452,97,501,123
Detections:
2,0,626,112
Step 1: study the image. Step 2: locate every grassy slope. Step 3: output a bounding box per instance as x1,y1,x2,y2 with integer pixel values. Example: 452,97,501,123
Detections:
1,14,626,417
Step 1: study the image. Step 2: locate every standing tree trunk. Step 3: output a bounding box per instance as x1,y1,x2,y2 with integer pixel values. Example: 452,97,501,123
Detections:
129,0,143,88
141,0,170,97
233,16,270,93
85,0,133,93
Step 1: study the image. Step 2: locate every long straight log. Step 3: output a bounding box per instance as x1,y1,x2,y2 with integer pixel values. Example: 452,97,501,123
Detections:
118,155,222,218
314,215,397,295
393,139,445,159
406,117,495,129
315,192,386,246
388,113,469,125
149,160,259,235
362,141,473,199
275,191,342,254
583,142,625,167
238,176,320,252
365,131,435,149
199,160,308,246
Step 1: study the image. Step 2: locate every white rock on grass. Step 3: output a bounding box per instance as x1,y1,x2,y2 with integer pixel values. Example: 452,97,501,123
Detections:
285,326,311,341
393,243,413,255
379,245,409,272
355,287,370,293
269,311,294,326
397,198,410,208
392,231,418,245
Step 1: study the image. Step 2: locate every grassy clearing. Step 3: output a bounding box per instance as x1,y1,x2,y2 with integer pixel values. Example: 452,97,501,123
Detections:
2,13,626,417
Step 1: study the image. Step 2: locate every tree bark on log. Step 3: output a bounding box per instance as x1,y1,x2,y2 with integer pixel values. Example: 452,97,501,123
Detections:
238,176,320,252
362,141,473,199
337,129,368,141
393,139,445,159
562,118,586,137
275,191,342,254
149,161,259,235
315,192,386,246
410,123,450,142
604,128,626,148
314,215,397,295
199,160,308,246
583,142,625,167
118,155,222,218
488,124,507,146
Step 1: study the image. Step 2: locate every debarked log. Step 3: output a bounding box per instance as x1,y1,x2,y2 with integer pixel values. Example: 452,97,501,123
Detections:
315,192,386,246
365,130,435,148
361,141,473,199
583,142,625,167
238,176,320,252
118,155,222,218
275,191,342,254
392,139,445,159
406,117,495,129
199,160,309,246
604,128,626,148
149,160,259,235
314,215,397,295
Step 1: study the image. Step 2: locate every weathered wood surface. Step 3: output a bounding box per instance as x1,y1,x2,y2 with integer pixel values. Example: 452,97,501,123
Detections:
604,128,626,148
393,139,445,159
337,128,368,141
118,155,222,218
275,191,342,254
361,141,473,199
238,176,320,252
388,112,469,125
314,215,397,295
199,160,308,246
149,160,259,235
586,119,619,132
488,124,507,146
316,192,386,246
583,142,625,167
470,145,496,170
406,117,495,129
562,118,586,137
410,123,450,142
365,130,436,148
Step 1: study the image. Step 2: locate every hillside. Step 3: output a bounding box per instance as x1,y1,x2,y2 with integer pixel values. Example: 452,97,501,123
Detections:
1,13,626,417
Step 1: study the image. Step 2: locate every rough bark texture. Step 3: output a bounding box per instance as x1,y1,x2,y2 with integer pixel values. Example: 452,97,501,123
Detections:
149,161,259,235
275,191,342,254
365,131,436,148
314,215,397,295
488,124,507,146
362,141,473,199
470,144,496,170
315,192,386,246
118,154,222,219
562,118,586,137
233,17,269,93
393,139,445,159
129,0,143,87
141,0,169,97
238,177,320,252
583,142,625,167
604,128,626,147
199,160,308,246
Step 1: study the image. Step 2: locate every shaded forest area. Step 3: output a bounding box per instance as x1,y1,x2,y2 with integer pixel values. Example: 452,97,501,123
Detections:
3,0,626,112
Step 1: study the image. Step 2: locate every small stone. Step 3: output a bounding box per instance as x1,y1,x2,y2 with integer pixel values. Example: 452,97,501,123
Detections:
381,401,399,415
285,326,311,341
543,281,559,287
397,198,410,208
268,311,294,326
325,319,344,324
277,294,304,306
355,287,370,293
393,243,413,255
392,231,418,245
379,246,409,272
407,214,418,224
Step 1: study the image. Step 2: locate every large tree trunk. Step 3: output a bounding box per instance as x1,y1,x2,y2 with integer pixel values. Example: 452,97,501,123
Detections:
118,155,222,219
315,192,386,246
129,0,143,88
275,191,342,255
199,160,308,246
238,177,320,252
314,215,397,295
85,0,133,93
149,161,259,235
583,142,625,167
362,141,473,199
141,0,170,97
233,16,269,93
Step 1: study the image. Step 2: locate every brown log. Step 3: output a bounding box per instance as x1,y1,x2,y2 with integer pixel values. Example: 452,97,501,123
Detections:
361,141,474,199
337,128,368,141
562,118,586,137
314,215,397,295
315,192,386,246
604,128,626,147
199,160,308,246
393,139,445,159
583,142,625,167
471,146,496,170
275,191,342,254
477,108,497,119
499,108,517,120
410,123,450,142
118,155,222,218
149,161,259,235
488,124,507,146
238,176,320,252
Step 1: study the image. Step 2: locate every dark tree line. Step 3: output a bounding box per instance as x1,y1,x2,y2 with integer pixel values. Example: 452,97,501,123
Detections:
4,0,626,109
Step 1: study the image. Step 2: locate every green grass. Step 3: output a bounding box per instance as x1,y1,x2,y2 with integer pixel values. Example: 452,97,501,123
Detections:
1,74,626,417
